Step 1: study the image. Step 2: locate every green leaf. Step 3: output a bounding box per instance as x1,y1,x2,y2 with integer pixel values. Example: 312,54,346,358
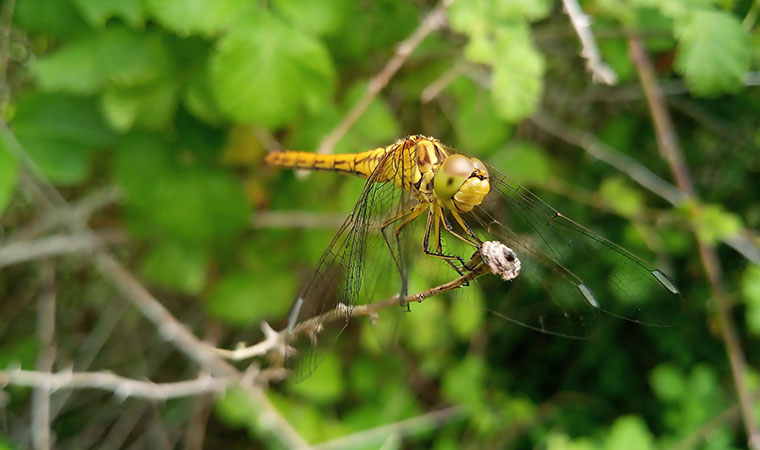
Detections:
599,177,645,218
492,0,553,21
487,142,550,186
272,0,350,36
449,78,511,155
12,92,114,185
693,204,742,244
742,265,760,336
14,0,89,38
145,0,250,37
650,364,685,402
287,352,345,404
675,10,751,97
183,67,224,125
441,356,486,409
0,137,19,215
205,272,292,325
33,26,173,95
140,241,208,294
490,25,545,122
73,0,143,28
209,11,336,127
605,415,654,450
101,79,179,132
214,386,257,428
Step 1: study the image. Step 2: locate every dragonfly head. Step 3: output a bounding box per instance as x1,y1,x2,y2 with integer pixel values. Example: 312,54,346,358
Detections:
433,154,490,213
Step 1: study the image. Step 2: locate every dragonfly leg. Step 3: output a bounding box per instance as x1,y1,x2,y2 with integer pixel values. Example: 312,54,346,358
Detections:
380,204,427,306
440,208,481,259
422,206,467,274
449,209,483,245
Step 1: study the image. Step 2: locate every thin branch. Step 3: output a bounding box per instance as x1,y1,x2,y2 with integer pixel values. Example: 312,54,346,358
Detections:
420,60,466,103
0,122,313,450
251,211,346,229
32,261,56,450
0,230,126,268
1,369,231,400
561,0,617,85
629,36,760,450
743,0,760,30
312,406,466,450
316,0,453,155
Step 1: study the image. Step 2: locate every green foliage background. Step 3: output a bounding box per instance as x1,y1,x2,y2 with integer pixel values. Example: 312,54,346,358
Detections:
1,0,760,448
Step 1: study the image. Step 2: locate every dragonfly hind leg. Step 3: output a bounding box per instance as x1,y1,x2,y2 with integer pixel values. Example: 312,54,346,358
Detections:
380,204,427,307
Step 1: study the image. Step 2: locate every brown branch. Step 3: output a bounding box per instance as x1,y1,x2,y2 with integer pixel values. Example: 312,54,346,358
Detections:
0,122,312,450
629,36,760,450
316,0,453,155
31,260,56,450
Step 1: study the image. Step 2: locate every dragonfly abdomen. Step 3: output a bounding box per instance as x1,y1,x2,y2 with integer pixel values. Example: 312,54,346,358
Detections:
266,149,388,179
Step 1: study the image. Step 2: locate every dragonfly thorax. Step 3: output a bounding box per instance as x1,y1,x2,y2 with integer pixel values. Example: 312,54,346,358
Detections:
433,154,490,213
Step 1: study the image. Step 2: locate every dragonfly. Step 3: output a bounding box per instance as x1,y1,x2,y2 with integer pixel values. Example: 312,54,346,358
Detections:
266,135,680,381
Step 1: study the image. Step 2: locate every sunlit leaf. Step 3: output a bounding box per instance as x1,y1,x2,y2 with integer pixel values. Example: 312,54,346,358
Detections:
140,241,208,294
605,415,654,450
73,0,143,28
287,352,345,404
144,0,250,37
205,272,292,325
272,0,350,36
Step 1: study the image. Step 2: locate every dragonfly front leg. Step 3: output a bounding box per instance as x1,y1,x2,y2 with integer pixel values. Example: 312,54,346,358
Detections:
422,205,468,274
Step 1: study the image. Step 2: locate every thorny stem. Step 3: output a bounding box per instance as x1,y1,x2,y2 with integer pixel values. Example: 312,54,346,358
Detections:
629,37,760,450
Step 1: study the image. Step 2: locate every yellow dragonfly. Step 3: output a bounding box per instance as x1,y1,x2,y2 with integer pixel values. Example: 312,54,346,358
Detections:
267,135,680,380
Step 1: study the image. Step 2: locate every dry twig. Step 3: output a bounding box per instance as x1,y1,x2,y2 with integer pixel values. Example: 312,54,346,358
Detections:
561,0,617,85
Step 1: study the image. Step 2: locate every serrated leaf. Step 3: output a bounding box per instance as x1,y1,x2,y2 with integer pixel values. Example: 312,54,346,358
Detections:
73,0,143,28
14,0,89,38
675,10,750,96
0,138,19,215
490,26,545,122
145,0,250,37
12,92,114,185
272,0,350,36
140,241,208,294
33,26,173,95
209,11,335,127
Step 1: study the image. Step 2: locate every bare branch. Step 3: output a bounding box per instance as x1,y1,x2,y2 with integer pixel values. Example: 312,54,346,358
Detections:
316,0,453,155
312,406,465,450
561,0,617,85
32,261,56,450
629,36,760,450
1,369,231,400
251,211,346,230
0,230,126,268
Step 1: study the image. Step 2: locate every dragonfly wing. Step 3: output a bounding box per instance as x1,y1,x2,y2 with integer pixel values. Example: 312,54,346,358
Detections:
466,167,680,337
284,150,417,381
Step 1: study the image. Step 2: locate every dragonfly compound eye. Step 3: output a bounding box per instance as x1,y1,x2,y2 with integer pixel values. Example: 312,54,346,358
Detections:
434,154,473,201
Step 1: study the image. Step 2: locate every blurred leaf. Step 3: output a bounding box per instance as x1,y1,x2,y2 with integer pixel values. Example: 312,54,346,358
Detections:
140,241,208,294
742,265,760,336
272,0,350,36
0,336,38,369
144,0,250,37
209,11,336,127
206,271,292,325
449,78,511,155
101,79,179,131
115,133,250,242
0,138,19,215
288,352,345,404
14,0,89,38
214,386,257,428
490,25,545,122
493,0,553,21
487,142,550,186
650,363,685,402
604,415,654,450
12,92,114,184
268,392,334,442
184,67,224,125
675,10,751,96
402,296,448,354
73,0,144,28
693,204,742,244
598,38,635,83
441,356,485,409
33,26,173,96
449,289,485,339
599,177,645,218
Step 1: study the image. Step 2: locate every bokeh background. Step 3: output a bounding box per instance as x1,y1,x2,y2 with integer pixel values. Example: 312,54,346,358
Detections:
1,0,759,449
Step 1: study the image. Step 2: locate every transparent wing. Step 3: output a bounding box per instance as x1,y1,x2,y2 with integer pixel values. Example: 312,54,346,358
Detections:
284,148,418,381
463,166,680,337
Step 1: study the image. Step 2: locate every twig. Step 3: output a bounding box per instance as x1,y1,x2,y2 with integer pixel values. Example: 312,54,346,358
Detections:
316,0,453,155
1,369,231,400
0,0,16,114
420,60,466,103
0,230,126,268
0,122,313,450
251,211,346,229
312,406,466,450
744,0,760,30
561,0,617,85
629,36,760,450
31,261,56,450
